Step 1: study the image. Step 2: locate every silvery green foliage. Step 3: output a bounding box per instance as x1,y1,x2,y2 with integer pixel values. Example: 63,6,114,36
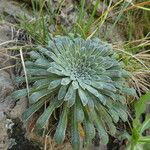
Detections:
12,36,136,150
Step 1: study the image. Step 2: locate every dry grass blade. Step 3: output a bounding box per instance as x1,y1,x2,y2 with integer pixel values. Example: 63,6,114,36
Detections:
114,48,149,69
0,50,18,60
135,53,150,60
87,0,114,39
86,27,98,40
20,48,29,97
124,1,150,11
0,40,16,46
0,65,16,71
132,73,150,96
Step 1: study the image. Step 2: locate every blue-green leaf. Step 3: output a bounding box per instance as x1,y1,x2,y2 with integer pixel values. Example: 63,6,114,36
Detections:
36,98,63,129
35,58,50,67
58,85,67,100
71,107,80,150
78,88,88,106
11,89,28,100
48,79,61,90
64,85,75,101
72,81,79,89
76,100,84,122
84,119,95,145
54,103,69,144
29,51,41,59
109,109,119,123
29,89,50,104
122,87,137,96
61,78,71,85
22,98,46,121
89,110,109,144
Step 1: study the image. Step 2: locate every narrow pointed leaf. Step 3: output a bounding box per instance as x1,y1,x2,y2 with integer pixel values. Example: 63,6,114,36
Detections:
71,107,80,150
61,78,71,85
64,84,75,103
22,98,46,121
84,119,95,145
48,79,61,90
72,81,79,89
11,89,28,100
36,98,63,129
29,51,41,59
29,89,51,104
35,58,50,67
122,87,136,96
76,100,84,122
58,85,67,100
54,103,69,144
89,110,109,144
78,88,88,106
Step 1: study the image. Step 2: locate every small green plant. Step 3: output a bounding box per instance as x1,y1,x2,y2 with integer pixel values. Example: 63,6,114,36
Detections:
12,36,136,150
127,91,150,150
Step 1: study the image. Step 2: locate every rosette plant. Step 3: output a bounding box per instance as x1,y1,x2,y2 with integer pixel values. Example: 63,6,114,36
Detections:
12,36,136,150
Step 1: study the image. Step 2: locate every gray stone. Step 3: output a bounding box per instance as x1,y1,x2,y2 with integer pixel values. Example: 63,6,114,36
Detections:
98,22,125,44
0,0,32,19
0,25,11,44
0,70,14,149
0,113,16,150
0,0,33,48
0,71,14,102
0,112,9,150
0,96,15,114
10,97,27,119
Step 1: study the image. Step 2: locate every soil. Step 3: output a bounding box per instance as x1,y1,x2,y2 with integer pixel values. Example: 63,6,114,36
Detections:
8,118,41,150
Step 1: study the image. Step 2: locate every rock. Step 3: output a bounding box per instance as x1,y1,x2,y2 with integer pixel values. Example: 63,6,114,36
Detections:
0,24,14,69
0,112,9,150
94,144,107,150
97,22,126,44
0,0,32,20
0,71,14,149
0,70,13,98
10,97,27,119
0,0,33,49
0,96,15,114
0,70,15,149
0,24,11,45
0,71,14,102
0,115,18,150
8,118,41,150
53,0,78,27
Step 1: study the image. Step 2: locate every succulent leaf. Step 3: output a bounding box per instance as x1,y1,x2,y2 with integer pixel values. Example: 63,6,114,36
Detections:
84,119,95,145
58,85,67,100
54,103,69,144
36,98,63,129
12,89,28,100
29,89,51,104
12,36,136,149
71,106,80,150
22,98,46,121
